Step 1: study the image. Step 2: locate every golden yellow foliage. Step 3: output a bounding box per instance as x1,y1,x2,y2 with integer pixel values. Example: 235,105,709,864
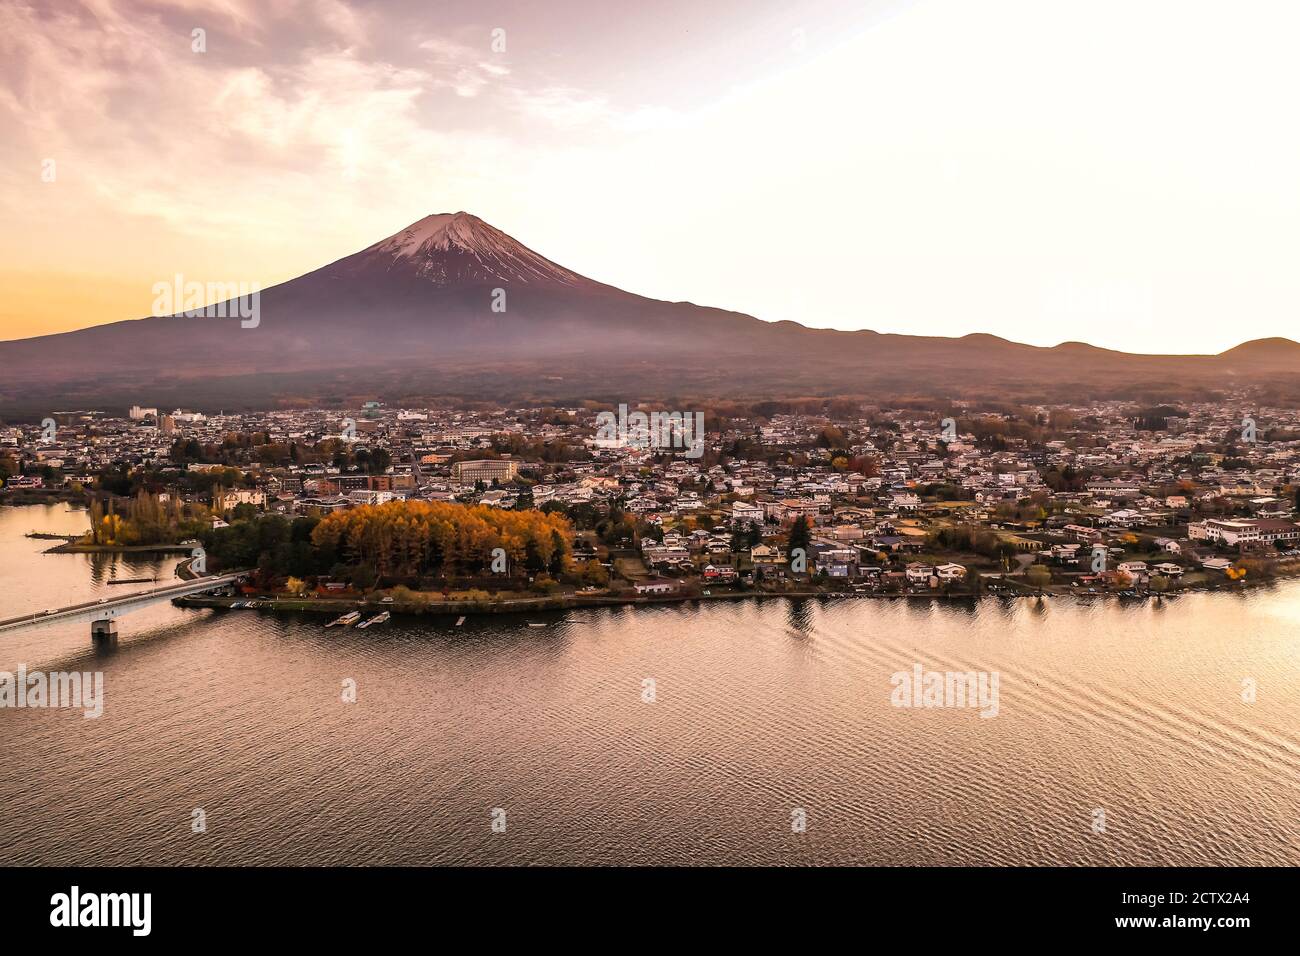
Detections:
311,500,573,578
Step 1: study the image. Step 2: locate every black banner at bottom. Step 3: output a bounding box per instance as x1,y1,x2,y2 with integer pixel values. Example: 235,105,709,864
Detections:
1,866,1280,942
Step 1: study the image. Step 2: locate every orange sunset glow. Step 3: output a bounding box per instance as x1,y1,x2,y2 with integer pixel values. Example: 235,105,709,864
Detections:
4,0,1300,353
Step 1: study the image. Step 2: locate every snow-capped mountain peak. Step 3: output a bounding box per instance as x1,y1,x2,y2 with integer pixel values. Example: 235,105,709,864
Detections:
355,211,590,287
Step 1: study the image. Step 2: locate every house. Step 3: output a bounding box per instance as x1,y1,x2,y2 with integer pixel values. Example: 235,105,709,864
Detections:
1102,509,1143,528
211,489,265,512
687,529,713,550
905,563,934,585
935,562,967,581
634,579,678,595
869,535,904,554
1087,479,1141,498
642,544,691,568
814,548,857,577
702,564,738,582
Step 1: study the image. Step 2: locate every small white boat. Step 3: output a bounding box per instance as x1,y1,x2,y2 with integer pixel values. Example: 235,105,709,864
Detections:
327,611,362,627
356,611,390,629
527,622,547,628
455,616,466,626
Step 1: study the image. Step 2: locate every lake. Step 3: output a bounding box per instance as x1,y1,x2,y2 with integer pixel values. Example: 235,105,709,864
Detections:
1,503,1297,865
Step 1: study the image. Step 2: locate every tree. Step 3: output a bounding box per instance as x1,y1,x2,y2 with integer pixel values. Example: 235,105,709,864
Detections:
362,448,392,474
580,559,609,587
816,426,848,450
88,496,104,545
788,515,812,555
548,530,566,575
351,564,377,590
1025,565,1052,591
308,499,572,585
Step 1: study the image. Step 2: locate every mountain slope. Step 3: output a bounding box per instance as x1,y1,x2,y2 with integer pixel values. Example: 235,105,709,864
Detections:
0,212,1295,414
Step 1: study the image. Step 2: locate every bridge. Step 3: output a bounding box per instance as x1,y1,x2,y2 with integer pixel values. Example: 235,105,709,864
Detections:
0,572,246,646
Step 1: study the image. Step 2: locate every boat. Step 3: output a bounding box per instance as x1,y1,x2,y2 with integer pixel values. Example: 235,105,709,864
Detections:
356,611,391,630
527,622,547,628
327,611,362,627
455,616,466,626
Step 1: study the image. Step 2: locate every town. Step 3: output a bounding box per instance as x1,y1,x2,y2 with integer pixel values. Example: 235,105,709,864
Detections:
4,393,1300,610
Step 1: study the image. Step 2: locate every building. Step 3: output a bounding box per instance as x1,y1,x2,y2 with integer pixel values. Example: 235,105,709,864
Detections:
213,488,266,511
905,563,934,585
294,496,352,513
634,579,678,595
451,459,519,487
326,474,393,493
935,562,967,581
1189,519,1300,548
347,489,402,506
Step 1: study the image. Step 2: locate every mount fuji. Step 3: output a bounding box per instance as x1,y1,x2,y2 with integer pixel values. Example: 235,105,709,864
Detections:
0,212,1296,414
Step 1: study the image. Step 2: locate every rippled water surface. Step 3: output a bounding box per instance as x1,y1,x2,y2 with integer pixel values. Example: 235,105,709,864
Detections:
2,504,1298,865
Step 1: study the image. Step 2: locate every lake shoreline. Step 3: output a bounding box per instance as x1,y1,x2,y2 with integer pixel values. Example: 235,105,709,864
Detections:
44,541,195,554
175,582,1255,620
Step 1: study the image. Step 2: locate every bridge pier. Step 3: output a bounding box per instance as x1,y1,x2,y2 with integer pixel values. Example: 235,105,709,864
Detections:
91,618,118,648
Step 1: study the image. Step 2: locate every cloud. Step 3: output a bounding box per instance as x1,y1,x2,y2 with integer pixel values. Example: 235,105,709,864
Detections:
510,87,611,129
0,0,527,298
417,36,510,98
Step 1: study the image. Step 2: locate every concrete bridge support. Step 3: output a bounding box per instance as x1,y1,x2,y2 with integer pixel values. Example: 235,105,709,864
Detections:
91,618,118,648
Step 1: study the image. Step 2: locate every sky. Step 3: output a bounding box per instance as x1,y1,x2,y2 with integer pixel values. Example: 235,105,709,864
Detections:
2,0,1298,353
